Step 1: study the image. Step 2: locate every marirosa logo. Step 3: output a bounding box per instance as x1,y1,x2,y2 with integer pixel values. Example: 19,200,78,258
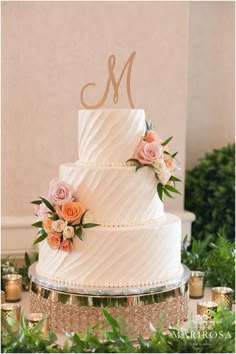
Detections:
172,330,232,339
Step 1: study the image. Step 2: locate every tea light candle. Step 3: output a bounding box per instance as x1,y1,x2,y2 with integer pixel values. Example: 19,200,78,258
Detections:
197,300,218,319
25,313,49,335
189,271,205,299
1,291,6,304
3,274,22,302
212,287,234,310
1,303,21,331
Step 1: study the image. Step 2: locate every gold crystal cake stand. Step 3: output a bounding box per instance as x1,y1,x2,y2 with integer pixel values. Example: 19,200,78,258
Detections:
29,263,190,337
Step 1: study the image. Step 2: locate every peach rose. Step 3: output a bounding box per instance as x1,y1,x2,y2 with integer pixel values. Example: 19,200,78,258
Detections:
57,202,85,223
48,178,74,206
47,231,61,249
134,141,164,165
144,130,160,143
165,157,175,171
60,239,73,252
42,216,53,232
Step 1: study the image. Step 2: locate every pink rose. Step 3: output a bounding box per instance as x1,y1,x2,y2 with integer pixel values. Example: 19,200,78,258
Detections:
144,130,160,143
36,203,50,220
134,141,164,165
47,231,61,249
60,239,73,252
48,178,74,206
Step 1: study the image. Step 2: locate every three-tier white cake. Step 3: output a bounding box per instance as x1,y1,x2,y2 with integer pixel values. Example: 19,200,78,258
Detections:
36,109,183,288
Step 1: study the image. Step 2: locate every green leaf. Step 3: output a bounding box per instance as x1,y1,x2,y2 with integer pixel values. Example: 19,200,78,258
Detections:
40,197,55,212
145,119,152,131
165,184,181,195
80,209,89,225
33,233,47,245
30,200,42,205
170,175,182,182
31,221,43,228
172,152,178,158
161,136,173,146
37,228,46,236
75,227,83,241
49,214,59,221
136,164,144,172
126,158,140,164
83,223,100,228
163,151,171,155
102,308,120,331
24,252,31,267
163,188,174,198
157,183,164,202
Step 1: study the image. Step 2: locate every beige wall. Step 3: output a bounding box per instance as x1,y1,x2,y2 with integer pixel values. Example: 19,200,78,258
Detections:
2,1,234,237
186,1,235,170
2,1,189,219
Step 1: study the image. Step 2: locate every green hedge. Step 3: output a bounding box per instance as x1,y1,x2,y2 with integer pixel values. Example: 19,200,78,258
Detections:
185,143,235,241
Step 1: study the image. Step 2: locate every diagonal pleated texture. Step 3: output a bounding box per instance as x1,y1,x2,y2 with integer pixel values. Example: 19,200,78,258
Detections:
78,109,146,163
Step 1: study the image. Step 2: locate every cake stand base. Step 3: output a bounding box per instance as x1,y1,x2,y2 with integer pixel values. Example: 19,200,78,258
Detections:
29,263,190,337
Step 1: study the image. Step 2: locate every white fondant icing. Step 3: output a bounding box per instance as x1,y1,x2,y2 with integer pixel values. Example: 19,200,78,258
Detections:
36,213,182,288
59,163,164,225
78,109,145,163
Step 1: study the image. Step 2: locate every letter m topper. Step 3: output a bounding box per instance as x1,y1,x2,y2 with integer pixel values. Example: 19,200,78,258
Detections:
80,52,136,109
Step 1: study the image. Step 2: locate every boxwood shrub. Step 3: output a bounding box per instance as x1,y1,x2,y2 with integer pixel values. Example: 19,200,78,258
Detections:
185,143,235,241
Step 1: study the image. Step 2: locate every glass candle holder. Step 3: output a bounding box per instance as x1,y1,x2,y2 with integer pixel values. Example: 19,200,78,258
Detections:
197,300,218,320
1,291,6,304
25,313,49,336
189,271,205,299
212,287,234,310
1,303,21,331
3,274,22,302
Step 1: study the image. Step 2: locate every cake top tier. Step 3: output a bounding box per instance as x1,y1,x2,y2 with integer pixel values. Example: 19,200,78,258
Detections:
78,109,145,165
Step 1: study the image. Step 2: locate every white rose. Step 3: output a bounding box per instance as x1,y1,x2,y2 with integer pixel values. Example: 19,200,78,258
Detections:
152,159,166,172
82,210,94,224
157,168,171,185
52,219,66,233
63,226,75,239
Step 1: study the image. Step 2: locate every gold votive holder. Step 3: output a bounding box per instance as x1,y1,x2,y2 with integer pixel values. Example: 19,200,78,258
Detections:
25,313,49,336
197,300,218,320
212,287,234,310
189,271,205,299
1,303,21,332
3,274,22,302
1,291,6,304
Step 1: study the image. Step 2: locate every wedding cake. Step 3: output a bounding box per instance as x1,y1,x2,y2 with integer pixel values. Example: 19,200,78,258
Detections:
34,109,183,289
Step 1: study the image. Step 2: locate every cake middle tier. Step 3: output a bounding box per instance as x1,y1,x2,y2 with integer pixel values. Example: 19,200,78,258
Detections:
59,163,164,225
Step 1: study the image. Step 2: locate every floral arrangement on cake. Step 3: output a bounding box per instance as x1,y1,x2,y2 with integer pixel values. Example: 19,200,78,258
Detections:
31,178,99,252
127,121,181,201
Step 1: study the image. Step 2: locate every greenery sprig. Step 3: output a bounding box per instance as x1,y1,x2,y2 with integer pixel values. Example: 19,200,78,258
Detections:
1,306,235,353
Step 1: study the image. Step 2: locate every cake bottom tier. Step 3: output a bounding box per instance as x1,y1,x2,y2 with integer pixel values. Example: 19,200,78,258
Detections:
36,213,182,288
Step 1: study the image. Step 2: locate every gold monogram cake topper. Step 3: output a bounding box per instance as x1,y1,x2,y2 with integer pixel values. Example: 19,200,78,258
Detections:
80,51,136,109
